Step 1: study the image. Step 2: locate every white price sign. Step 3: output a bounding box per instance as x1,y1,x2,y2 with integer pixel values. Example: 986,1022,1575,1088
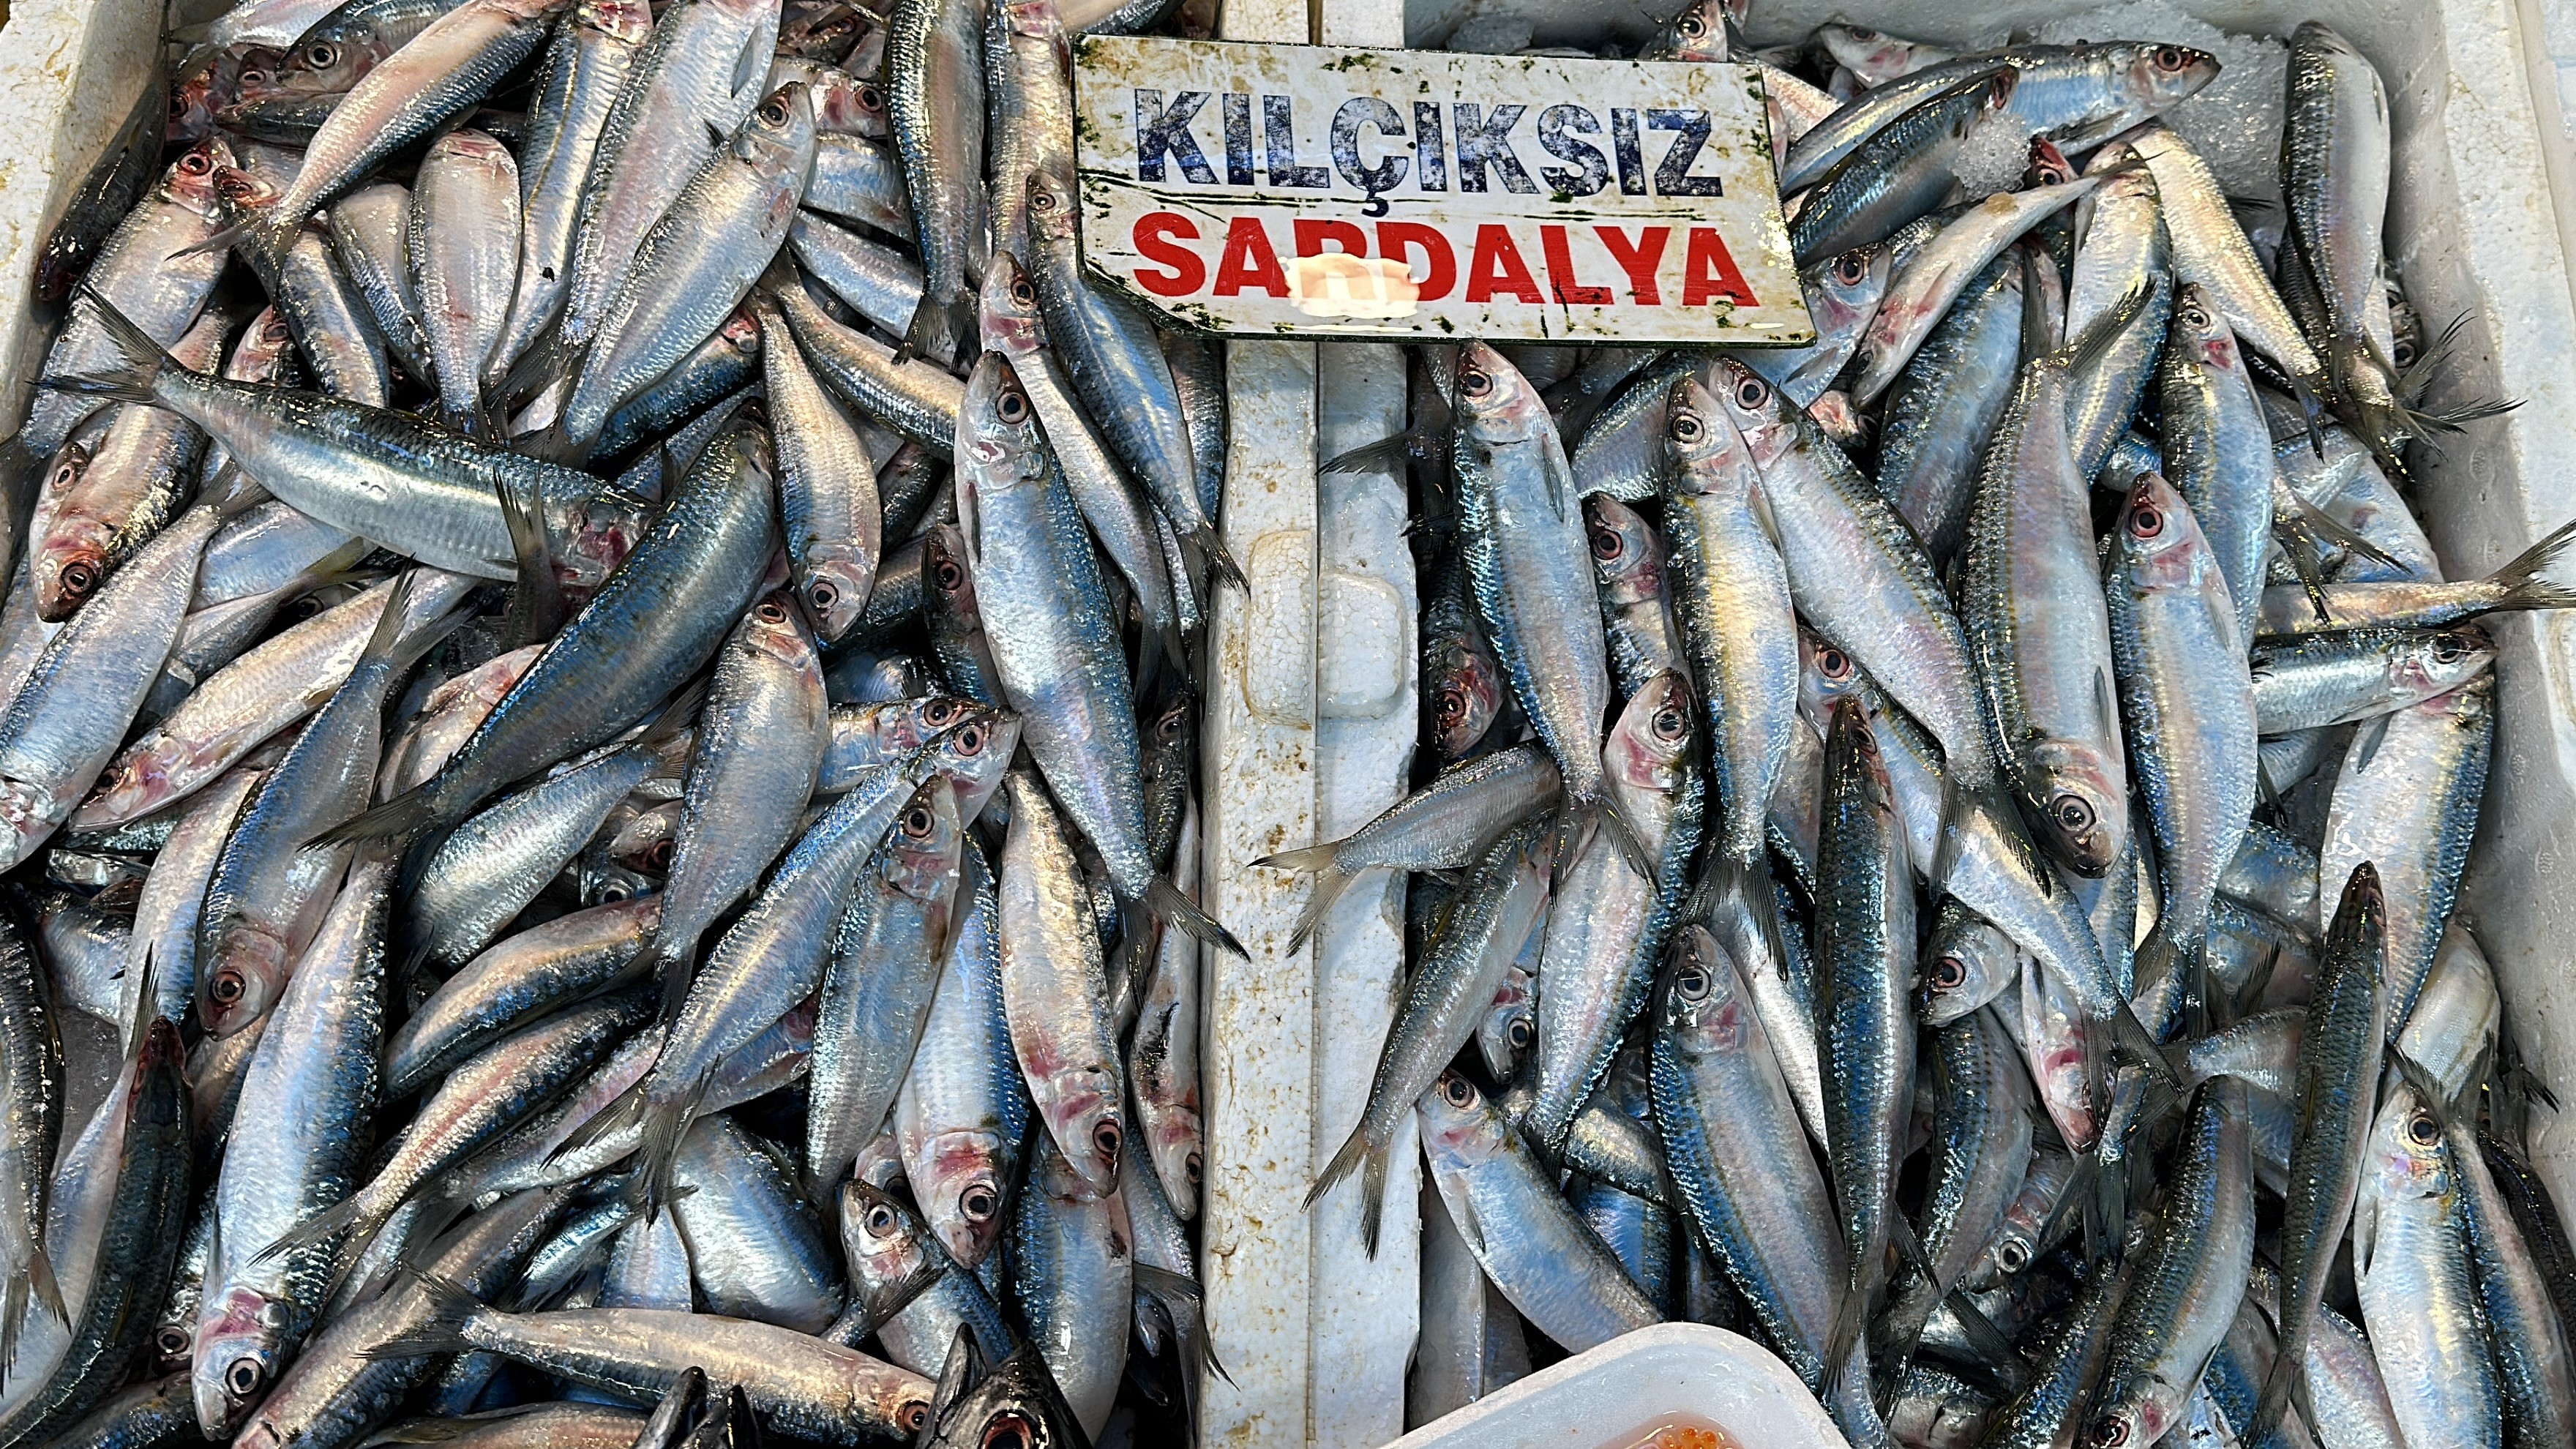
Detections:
1069,36,1814,344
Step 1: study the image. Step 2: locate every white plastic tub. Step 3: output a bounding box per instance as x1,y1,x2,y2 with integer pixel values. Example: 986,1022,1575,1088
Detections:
1384,1323,1848,1449
4,1,2576,1447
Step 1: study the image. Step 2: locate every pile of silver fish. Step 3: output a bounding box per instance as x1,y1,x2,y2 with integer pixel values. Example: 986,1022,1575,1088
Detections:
3,0,2570,1443
0,0,1238,1442
1272,5,2576,1448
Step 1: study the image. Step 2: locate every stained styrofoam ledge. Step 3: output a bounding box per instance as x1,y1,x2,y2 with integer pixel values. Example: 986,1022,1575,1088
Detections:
1384,1323,1849,1449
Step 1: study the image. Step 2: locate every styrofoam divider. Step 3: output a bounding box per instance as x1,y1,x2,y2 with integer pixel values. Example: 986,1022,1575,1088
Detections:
1385,1323,1852,1449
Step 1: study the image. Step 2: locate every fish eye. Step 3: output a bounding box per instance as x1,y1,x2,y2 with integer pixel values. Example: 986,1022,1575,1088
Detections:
865,1202,899,1235
924,699,959,727
2129,500,2165,539
2431,632,2467,663
955,722,986,755
1158,706,1187,741
2089,1418,2130,1448
759,97,790,126
1436,685,1469,728
756,597,789,624
806,579,838,613
1669,410,1704,443
1459,368,1493,399
646,839,675,872
2051,794,2095,834
1731,374,1769,411
209,970,245,1005
1439,1073,1478,1109
156,1325,190,1358
1505,1016,1532,1049
1030,183,1058,211
1832,252,1868,285
227,1358,265,1397
903,806,934,837
959,1183,999,1222
1846,26,1878,40
1674,962,1711,1000
894,1400,926,1434
2394,340,2418,368
1652,705,1687,741
1816,646,1852,681
2408,1109,2441,1147
303,41,337,68
1996,1239,2029,1273
1010,277,1036,306
1929,956,1967,991
980,1412,1034,1449
1092,1119,1122,1162
1589,520,1625,561
2180,303,2210,331
179,149,214,176
2154,45,2187,70
858,84,884,111
1186,1150,1202,1184
1674,12,1704,36
996,388,1030,424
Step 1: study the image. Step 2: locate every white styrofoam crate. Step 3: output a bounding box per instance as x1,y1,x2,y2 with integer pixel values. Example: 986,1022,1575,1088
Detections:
3,0,2574,1446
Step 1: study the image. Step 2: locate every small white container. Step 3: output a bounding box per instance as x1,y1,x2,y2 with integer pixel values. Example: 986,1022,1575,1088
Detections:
1386,1323,1850,1449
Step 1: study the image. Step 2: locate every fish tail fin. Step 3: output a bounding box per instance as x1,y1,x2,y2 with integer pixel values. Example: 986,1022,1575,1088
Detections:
1303,1119,1379,1221
1319,428,1426,476
250,1187,373,1270
357,1270,485,1360
626,1078,707,1222
648,939,698,1024
1186,525,1246,594
23,1243,61,1328
2490,515,2576,611
50,286,179,405
313,785,443,846
168,220,256,262
2247,1355,2299,1445
549,1074,650,1166
1147,875,1246,961
514,416,595,470
1822,1273,1870,1388
1272,860,1350,955
895,292,972,370
1133,1262,1230,1407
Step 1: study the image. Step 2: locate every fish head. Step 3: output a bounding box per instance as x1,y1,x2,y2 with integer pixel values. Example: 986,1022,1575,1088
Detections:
1822,695,1897,815
2168,283,2241,372
2113,41,2223,113
1414,1069,1508,1161
923,523,982,628
1033,1066,1123,1199
1605,671,1694,847
1802,243,1893,334
70,741,179,831
168,51,241,143
775,2,862,61
926,704,1017,827
1658,922,1757,1062
1704,357,1798,468
1025,165,1080,247
1582,495,1665,610
2389,624,2496,710
839,1179,939,1310
246,18,391,100
613,799,684,875
429,128,516,173
1450,342,1550,448
865,694,980,760
914,1128,1010,1268
1817,25,1929,86
1139,689,1197,776
229,305,299,380
162,137,236,220
1477,963,1535,1079
0,778,64,873
1663,374,1761,502
32,519,109,624
924,1345,1083,1449
738,588,823,687
192,1284,293,1435
1650,0,1733,62
883,774,965,903
1423,606,1505,764
210,163,282,230
737,81,819,179
2021,740,2127,877
2364,1079,2455,1208
2080,1373,2177,1449
1002,0,1068,45
198,916,291,1035
1920,907,2019,1026
2023,135,2077,188
2116,470,2223,602
1795,626,1865,735
39,436,93,509
577,0,655,45
1143,1100,1202,1221
977,252,1046,357
958,353,1048,499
